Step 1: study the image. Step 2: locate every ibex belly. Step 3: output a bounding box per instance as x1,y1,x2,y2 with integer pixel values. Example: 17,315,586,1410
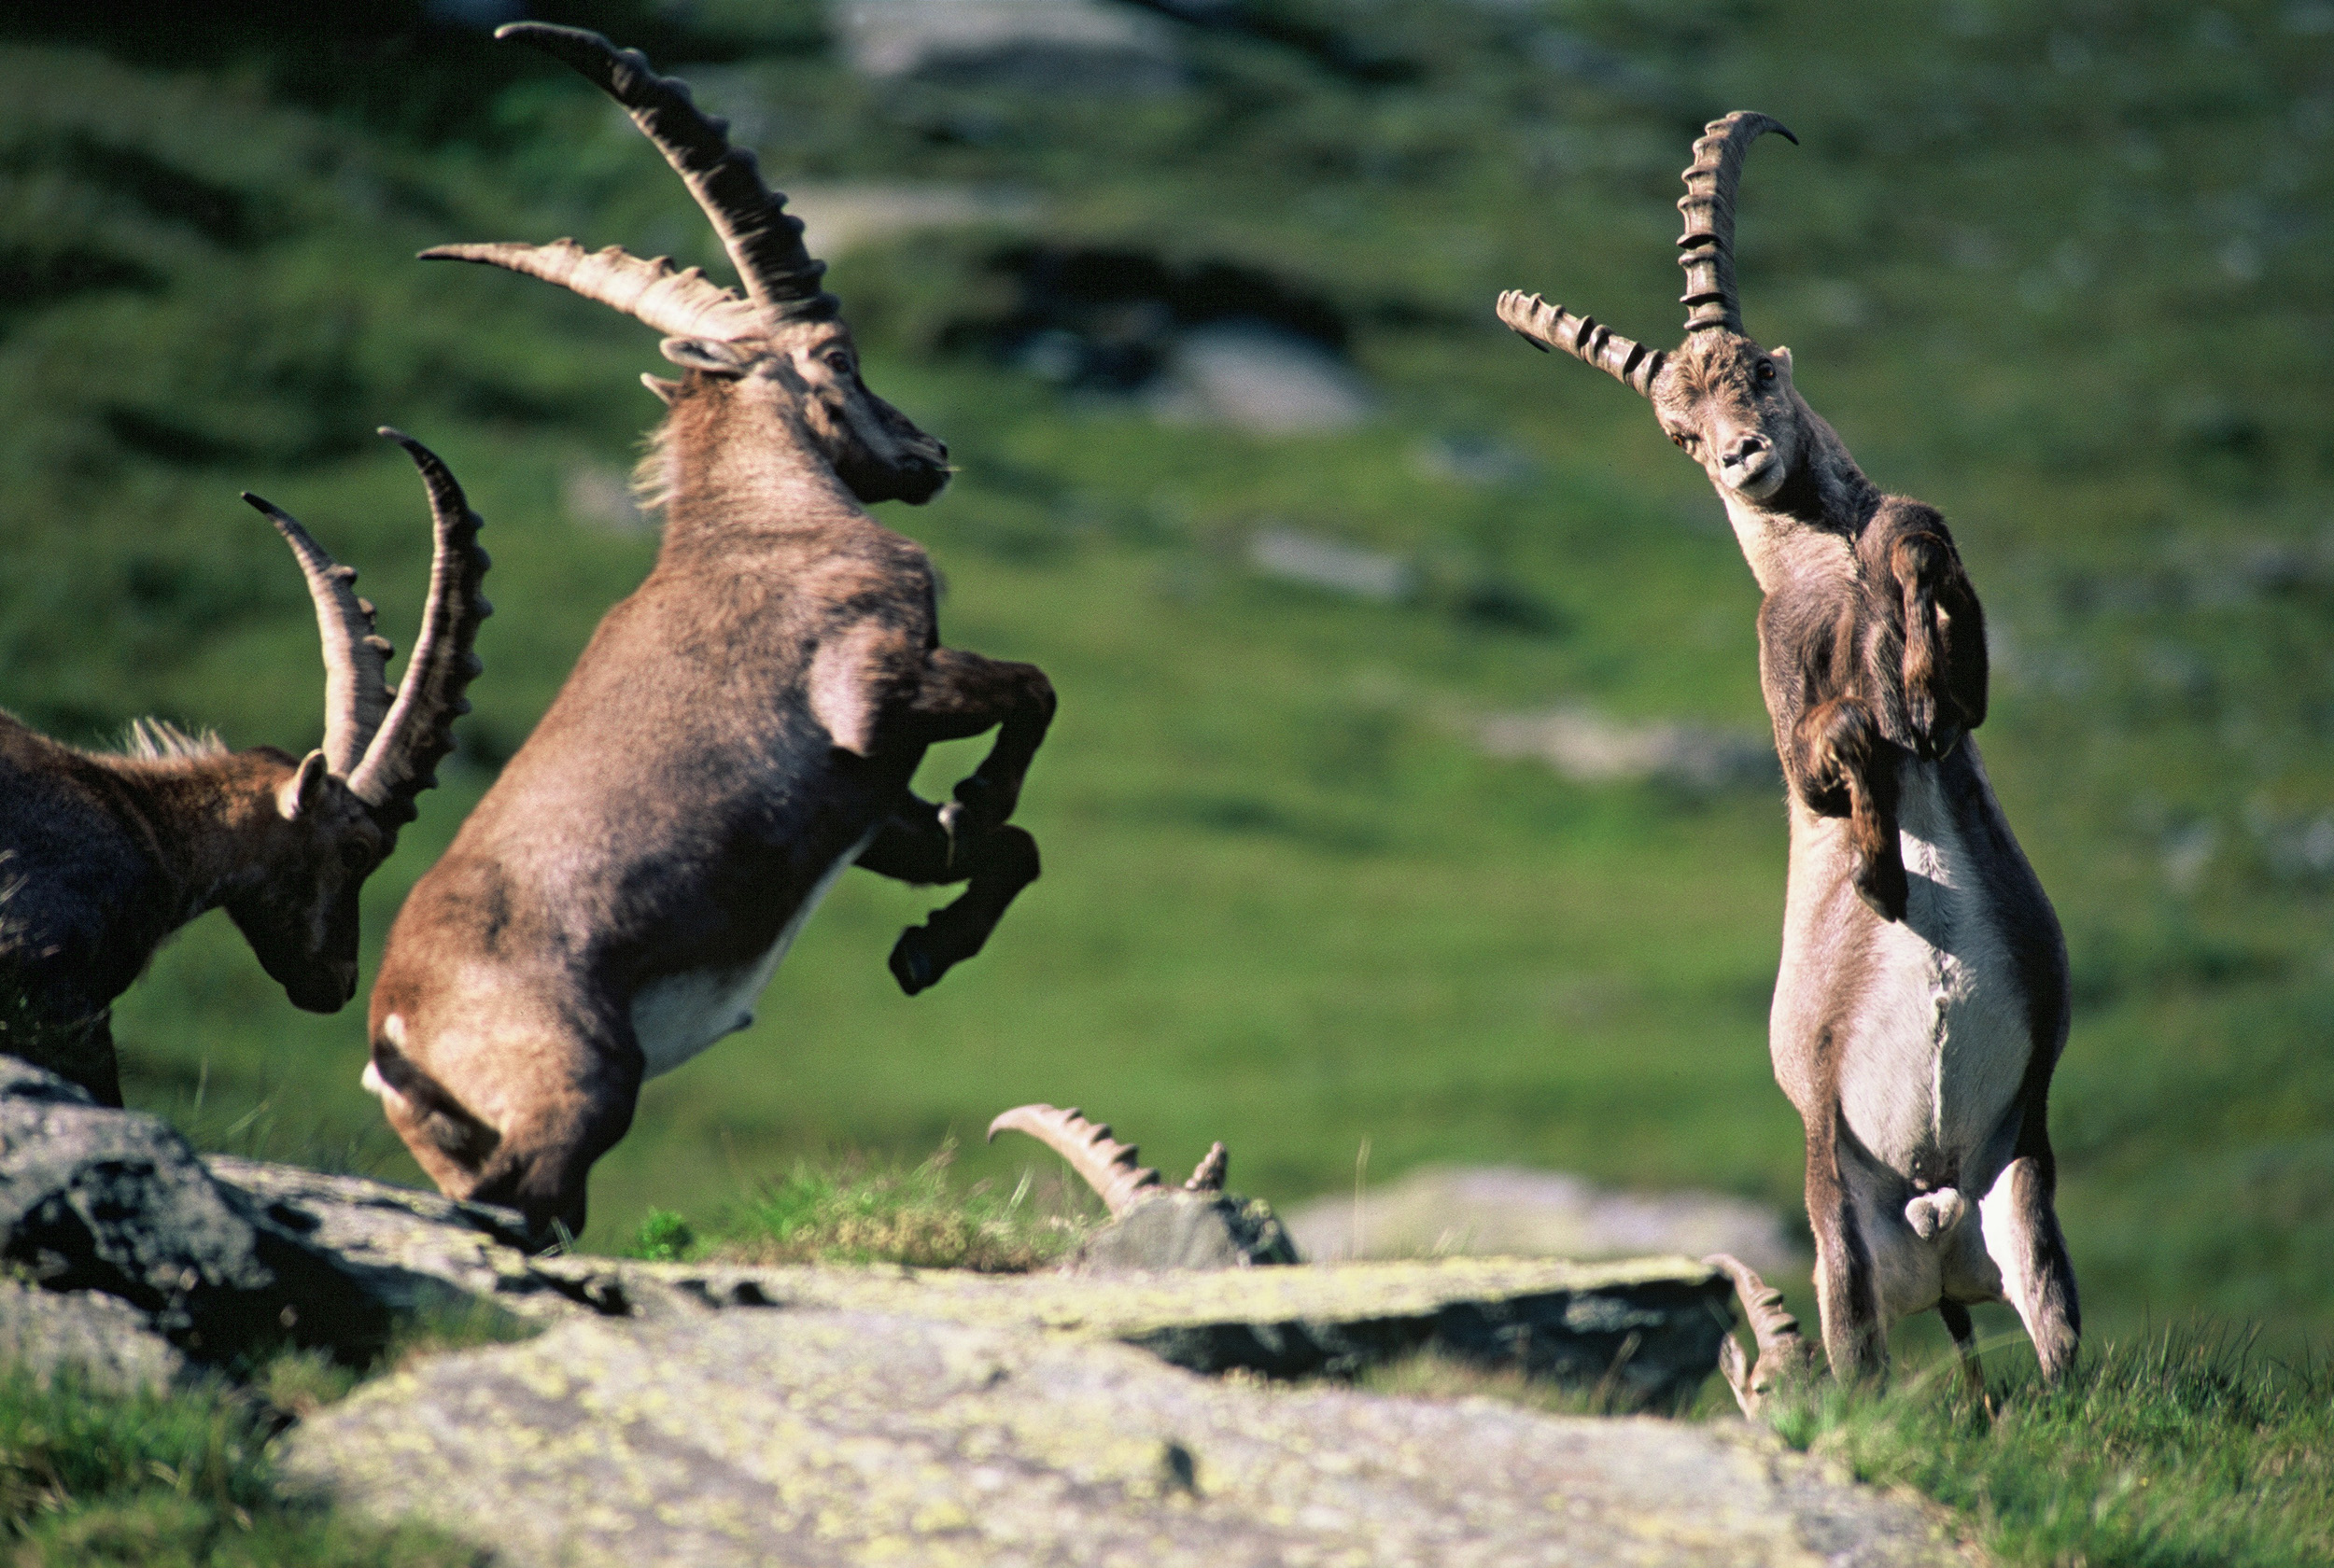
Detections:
629,828,877,1079
1836,766,2032,1183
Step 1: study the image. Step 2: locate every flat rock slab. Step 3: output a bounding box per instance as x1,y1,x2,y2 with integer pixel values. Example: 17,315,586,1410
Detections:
286,1308,1967,1568
573,1254,1734,1409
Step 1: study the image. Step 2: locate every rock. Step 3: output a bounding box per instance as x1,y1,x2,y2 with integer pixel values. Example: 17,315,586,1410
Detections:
1076,1190,1300,1272
1153,321,1376,432
0,1060,391,1365
285,1306,1965,1568
1285,1164,1807,1280
836,0,1182,91
535,1253,1733,1411
0,1276,188,1393
1247,526,1414,602
1480,707,1779,793
201,1156,568,1320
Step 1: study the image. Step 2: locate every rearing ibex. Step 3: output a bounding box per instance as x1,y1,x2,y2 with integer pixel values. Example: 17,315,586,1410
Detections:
369,25,1055,1240
1498,114,2076,1402
0,430,489,1105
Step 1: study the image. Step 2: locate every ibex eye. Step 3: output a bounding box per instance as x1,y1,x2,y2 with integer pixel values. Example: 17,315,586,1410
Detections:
1757,361,1776,382
340,842,372,873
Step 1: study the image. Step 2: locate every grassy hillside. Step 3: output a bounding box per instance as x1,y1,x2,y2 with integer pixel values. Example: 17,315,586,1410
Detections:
2,0,2328,1360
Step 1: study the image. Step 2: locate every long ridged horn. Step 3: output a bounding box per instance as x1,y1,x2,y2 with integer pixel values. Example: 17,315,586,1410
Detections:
419,239,763,343
1676,112,1796,336
1495,289,1666,399
988,1104,1162,1219
343,430,493,824
1704,1253,1818,1416
241,495,395,779
498,22,837,324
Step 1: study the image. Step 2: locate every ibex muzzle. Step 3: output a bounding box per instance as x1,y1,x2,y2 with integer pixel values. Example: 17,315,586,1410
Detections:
373,27,1055,1243
0,431,489,1103
1501,114,2077,1406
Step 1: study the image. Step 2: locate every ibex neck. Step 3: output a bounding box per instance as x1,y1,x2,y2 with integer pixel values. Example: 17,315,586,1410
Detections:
657,415,868,554
1723,416,1882,595
105,753,288,923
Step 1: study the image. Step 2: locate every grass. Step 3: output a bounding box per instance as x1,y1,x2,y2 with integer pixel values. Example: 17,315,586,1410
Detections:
1771,1331,2334,1568
0,1362,487,1566
625,1141,1101,1271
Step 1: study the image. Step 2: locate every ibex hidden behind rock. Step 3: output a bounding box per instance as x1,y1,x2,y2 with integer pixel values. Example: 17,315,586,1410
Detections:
1499,114,2077,1405
0,431,490,1104
369,25,1055,1240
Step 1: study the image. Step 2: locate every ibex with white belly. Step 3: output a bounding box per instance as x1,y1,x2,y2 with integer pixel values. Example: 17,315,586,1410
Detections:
369,24,1055,1240
1498,113,2076,1404
0,430,489,1104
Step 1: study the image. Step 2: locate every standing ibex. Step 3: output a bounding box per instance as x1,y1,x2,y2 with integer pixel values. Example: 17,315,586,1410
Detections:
0,430,489,1106
369,24,1055,1240
1498,114,2076,1403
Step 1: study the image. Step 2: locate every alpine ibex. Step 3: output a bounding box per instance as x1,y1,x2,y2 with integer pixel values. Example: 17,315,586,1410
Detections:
0,430,489,1106
369,24,1055,1240
1498,113,2076,1403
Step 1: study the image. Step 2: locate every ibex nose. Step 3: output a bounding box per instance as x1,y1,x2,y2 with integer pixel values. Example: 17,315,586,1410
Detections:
1725,432,1771,467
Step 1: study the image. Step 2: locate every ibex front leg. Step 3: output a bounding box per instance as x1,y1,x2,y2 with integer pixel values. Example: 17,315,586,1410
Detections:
865,649,1055,995
1792,696,1906,922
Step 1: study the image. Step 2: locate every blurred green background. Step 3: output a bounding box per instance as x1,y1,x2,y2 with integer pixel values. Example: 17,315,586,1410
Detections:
2,0,2327,1353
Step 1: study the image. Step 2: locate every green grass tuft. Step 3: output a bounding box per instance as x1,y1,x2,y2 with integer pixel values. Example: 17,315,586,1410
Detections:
0,1364,484,1565
637,1143,1100,1272
1770,1329,2334,1568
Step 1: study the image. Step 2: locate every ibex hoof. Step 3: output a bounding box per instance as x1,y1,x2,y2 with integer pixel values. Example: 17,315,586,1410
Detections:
889,931,943,996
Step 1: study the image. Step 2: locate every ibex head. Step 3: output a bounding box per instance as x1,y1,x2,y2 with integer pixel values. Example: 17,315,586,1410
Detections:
232,430,490,1010
1498,113,1811,508
424,25,949,507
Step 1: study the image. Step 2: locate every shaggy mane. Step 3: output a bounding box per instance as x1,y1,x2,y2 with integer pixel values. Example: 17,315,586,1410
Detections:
118,717,226,763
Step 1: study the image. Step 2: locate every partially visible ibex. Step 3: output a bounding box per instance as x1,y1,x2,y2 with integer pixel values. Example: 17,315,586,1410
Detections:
1499,113,2076,1406
988,1103,1293,1270
369,25,1054,1240
0,430,490,1105
988,1103,1230,1217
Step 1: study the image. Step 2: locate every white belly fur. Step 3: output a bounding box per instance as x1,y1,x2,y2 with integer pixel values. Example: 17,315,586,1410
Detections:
1836,766,2032,1173
629,829,877,1079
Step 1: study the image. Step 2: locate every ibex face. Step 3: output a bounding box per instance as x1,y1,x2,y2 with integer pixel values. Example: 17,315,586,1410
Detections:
1651,333,1804,505
221,749,387,1012
658,319,950,506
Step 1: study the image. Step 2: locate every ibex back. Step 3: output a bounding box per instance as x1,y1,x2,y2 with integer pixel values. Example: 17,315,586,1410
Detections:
370,25,1054,1240
1500,114,2076,1404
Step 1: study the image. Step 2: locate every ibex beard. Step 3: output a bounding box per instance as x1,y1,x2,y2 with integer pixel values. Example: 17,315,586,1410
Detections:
367,25,1054,1243
1500,113,2077,1407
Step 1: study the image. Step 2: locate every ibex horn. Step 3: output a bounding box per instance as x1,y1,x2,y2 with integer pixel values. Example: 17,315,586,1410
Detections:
1676,111,1795,336
987,1104,1163,1219
1495,289,1666,399
340,430,494,825
497,23,837,324
1704,1252,1818,1416
241,492,395,782
419,238,763,344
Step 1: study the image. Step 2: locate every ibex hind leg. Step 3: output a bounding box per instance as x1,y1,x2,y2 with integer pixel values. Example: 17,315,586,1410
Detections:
1978,1150,2080,1379
1807,1119,1891,1383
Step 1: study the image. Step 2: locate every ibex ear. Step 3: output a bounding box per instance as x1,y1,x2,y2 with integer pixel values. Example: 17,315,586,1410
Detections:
640,373,682,405
1770,345,1793,376
278,749,331,821
658,338,753,377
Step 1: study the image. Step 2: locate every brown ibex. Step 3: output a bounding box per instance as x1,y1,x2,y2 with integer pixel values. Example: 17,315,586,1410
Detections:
369,24,1055,1240
0,430,489,1105
1498,114,2076,1404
